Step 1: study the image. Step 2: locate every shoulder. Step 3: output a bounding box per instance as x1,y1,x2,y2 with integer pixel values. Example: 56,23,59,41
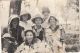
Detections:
19,21,25,29
19,42,25,46
34,38,41,43
33,38,41,47
19,21,24,26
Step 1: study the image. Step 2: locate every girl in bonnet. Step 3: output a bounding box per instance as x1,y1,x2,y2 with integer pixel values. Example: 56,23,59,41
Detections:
8,15,24,46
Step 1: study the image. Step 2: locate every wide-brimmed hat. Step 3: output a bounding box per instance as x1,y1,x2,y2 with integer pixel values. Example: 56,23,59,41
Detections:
32,15,43,24
20,13,31,21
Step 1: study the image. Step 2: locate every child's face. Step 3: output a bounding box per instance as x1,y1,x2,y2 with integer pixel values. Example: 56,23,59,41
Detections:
49,17,56,26
35,18,42,25
25,32,33,43
22,15,28,21
12,21,18,28
43,12,49,17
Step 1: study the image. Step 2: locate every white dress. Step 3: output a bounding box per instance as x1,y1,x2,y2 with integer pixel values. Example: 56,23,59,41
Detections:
15,39,53,53
45,27,65,53
15,38,41,53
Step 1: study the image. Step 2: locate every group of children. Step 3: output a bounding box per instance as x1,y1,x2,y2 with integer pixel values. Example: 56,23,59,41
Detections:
2,7,65,53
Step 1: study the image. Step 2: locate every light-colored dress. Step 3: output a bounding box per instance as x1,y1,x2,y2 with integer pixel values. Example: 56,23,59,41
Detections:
45,27,65,53
15,39,53,53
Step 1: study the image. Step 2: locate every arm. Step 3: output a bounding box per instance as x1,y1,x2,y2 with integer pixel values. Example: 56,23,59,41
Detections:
21,30,25,41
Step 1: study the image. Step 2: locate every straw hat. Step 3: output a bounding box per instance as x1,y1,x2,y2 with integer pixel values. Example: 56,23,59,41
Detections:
32,14,43,24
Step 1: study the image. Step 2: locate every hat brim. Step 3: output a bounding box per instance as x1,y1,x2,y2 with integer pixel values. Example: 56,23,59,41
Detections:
32,17,43,24
20,13,31,21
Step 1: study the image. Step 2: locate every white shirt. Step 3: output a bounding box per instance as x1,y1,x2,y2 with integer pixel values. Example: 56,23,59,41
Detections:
19,20,34,31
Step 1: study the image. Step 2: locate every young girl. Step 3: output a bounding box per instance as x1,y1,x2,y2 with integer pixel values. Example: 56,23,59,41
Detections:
15,30,53,53
45,16,65,53
19,13,33,41
14,30,41,53
19,13,33,31
8,15,24,46
32,16,45,41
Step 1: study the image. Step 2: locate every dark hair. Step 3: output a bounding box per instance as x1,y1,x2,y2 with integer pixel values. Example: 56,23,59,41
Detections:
25,30,35,37
48,16,58,23
20,13,31,21
32,17,43,24
24,30,37,45
10,18,19,28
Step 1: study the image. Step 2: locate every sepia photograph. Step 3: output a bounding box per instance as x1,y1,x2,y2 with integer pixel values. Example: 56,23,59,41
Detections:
0,0,80,53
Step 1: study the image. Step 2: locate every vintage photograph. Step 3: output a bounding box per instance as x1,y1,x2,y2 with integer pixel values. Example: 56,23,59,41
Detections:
0,0,80,53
